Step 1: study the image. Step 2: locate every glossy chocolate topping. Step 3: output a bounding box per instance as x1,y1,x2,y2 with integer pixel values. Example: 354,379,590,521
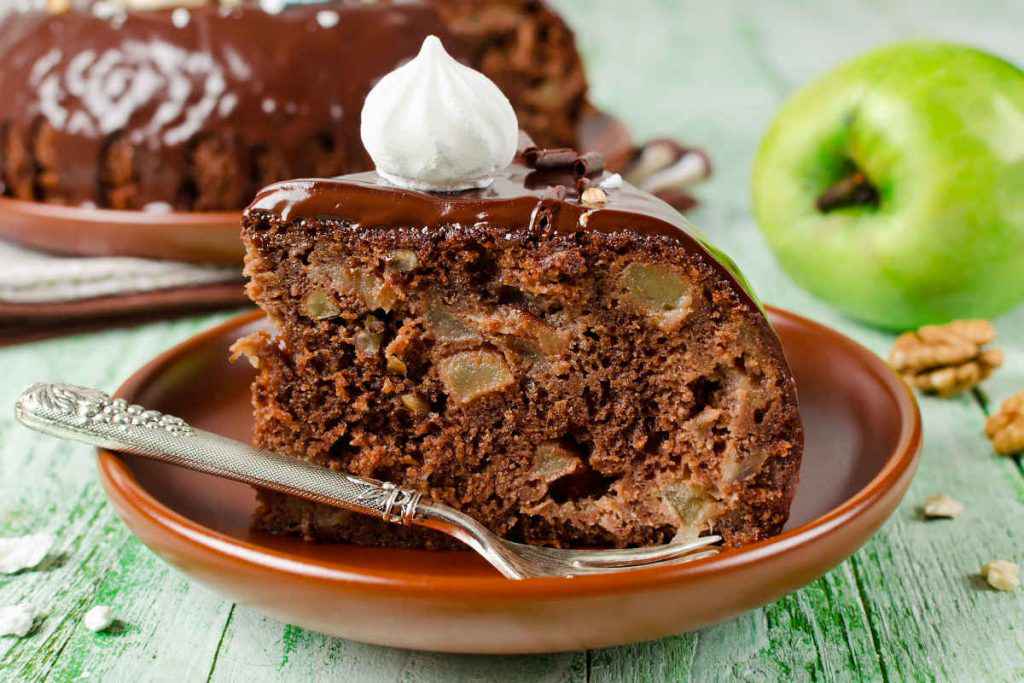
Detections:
0,1,462,207
0,0,589,210
246,164,760,309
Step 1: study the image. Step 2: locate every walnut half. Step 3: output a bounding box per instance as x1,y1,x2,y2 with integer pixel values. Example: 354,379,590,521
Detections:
889,319,1003,397
985,390,1024,455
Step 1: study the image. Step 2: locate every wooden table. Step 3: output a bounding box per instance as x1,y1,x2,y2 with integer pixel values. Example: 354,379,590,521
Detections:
2,1,1022,680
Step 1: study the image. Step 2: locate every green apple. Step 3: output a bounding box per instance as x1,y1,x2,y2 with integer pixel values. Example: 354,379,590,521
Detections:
753,41,1024,330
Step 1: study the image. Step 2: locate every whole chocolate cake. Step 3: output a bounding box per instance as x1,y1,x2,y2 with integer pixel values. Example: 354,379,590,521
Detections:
234,39,803,550
0,0,587,210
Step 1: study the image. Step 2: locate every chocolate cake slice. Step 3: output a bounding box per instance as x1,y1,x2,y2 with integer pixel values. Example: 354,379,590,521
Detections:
237,165,803,549
235,36,802,551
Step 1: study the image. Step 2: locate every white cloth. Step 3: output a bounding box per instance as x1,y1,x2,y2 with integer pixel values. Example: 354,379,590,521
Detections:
0,241,240,304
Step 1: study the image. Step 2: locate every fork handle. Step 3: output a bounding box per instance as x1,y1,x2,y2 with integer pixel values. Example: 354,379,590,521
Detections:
14,383,428,526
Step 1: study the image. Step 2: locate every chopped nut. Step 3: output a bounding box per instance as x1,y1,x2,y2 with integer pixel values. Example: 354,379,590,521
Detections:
361,274,399,312
530,441,583,483
986,390,1024,455
400,393,430,416
889,320,1003,397
46,0,70,13
468,307,569,357
385,250,419,273
580,186,607,207
354,330,381,357
301,289,340,320
437,350,514,404
228,334,264,369
922,493,964,519
336,267,399,312
425,300,479,343
386,353,407,375
620,262,693,331
660,482,714,541
384,322,417,375
981,560,1020,592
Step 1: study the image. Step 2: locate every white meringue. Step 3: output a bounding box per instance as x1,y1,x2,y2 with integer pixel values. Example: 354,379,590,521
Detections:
360,35,519,192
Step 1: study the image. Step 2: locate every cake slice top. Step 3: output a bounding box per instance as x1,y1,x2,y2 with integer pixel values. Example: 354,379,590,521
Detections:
247,161,760,312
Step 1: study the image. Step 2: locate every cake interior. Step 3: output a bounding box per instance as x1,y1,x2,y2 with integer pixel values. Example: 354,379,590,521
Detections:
237,212,802,550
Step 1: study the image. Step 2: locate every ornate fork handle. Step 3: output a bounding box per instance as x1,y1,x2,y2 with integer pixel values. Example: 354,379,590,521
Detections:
14,383,423,526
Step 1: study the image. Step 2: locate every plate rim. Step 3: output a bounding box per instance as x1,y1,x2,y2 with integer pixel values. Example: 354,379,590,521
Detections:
98,306,921,598
0,195,240,226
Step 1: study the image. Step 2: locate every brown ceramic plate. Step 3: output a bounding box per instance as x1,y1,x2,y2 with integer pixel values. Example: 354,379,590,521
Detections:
0,108,632,266
96,307,920,654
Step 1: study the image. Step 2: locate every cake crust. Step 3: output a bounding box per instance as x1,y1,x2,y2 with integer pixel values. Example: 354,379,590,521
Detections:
238,165,803,550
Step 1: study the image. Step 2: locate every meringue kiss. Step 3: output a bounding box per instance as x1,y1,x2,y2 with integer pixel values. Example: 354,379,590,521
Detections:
360,36,519,192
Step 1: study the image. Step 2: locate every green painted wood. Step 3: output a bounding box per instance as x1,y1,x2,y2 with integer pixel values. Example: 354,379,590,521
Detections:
2,1,1023,680
0,313,242,682
207,607,585,683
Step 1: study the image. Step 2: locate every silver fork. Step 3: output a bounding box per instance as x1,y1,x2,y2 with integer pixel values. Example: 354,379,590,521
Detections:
14,383,721,580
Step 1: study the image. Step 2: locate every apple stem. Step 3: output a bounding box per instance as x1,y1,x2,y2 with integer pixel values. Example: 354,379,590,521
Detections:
816,172,878,213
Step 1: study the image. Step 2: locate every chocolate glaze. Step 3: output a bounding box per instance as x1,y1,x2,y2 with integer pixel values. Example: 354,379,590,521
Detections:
246,164,761,311
0,2,460,207
0,1,589,209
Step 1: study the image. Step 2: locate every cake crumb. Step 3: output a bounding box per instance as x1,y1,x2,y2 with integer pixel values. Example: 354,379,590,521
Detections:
0,533,54,574
0,604,38,638
985,390,1024,455
981,560,1020,592
922,494,964,519
83,605,115,632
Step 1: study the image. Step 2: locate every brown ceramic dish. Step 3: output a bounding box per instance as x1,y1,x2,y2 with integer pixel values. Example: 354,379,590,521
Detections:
0,108,631,267
96,307,920,654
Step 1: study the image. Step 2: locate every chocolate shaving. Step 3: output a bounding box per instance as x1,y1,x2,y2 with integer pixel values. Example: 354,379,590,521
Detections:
526,147,578,170
575,176,592,194
573,152,604,177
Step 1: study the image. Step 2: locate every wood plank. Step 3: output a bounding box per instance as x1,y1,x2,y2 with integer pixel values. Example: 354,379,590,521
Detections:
206,606,585,683
0,313,239,680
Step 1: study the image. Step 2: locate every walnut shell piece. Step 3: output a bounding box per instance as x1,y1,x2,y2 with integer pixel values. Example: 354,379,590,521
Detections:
981,560,1020,592
985,390,1024,455
922,493,964,519
888,319,1003,397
